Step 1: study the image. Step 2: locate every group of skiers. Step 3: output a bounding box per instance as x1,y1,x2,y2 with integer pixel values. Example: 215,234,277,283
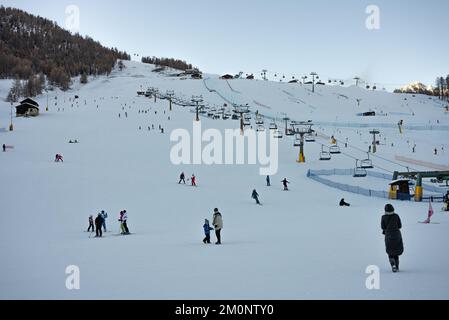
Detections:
178,172,196,186
87,210,129,237
202,208,223,245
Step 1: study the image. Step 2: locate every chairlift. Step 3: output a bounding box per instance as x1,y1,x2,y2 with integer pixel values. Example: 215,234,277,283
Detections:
294,135,301,147
329,145,341,154
269,122,278,130
273,130,283,139
361,153,373,169
353,160,368,178
232,114,239,120
319,146,331,161
243,119,251,126
305,134,316,142
257,125,265,132
286,129,295,136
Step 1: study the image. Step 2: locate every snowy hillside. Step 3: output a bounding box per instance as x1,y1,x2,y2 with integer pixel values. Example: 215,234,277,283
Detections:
1,60,448,299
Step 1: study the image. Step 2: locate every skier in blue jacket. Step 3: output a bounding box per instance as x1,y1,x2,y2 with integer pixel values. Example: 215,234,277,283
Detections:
100,210,108,232
202,219,214,244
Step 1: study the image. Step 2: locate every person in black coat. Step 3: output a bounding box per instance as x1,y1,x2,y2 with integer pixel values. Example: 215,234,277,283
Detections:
381,204,404,272
252,189,261,205
339,198,350,207
95,214,104,238
179,172,186,184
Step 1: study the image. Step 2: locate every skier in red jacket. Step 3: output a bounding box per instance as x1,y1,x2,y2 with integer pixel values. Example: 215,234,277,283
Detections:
191,174,197,187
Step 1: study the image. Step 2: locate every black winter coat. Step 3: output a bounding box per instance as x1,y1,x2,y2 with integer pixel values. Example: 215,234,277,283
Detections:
95,216,104,227
381,213,404,256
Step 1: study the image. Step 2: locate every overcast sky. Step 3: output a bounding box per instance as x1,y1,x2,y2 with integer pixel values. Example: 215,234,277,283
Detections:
2,0,448,89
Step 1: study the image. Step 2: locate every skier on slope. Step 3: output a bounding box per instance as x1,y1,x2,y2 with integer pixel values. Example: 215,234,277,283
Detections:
212,208,223,245
87,215,94,232
191,174,197,187
118,211,126,234
179,172,186,184
202,219,214,244
282,178,290,191
252,189,261,205
94,213,104,238
121,210,130,234
381,204,404,273
266,175,271,186
100,210,108,232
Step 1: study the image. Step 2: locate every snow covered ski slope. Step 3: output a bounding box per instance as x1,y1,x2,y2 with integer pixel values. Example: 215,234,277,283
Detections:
1,61,448,299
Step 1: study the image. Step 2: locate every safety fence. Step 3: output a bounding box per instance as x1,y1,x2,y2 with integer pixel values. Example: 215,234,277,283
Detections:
307,169,447,199
307,169,391,199
314,121,449,131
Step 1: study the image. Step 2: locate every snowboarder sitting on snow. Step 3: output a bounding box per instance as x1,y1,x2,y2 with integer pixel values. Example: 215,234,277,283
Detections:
87,215,94,232
252,189,261,205
212,208,223,245
381,204,404,273
95,213,104,238
179,172,186,184
339,198,350,207
282,178,290,191
202,219,214,244
55,154,63,162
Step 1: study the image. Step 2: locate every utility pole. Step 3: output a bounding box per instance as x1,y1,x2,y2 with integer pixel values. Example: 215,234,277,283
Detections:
191,96,203,122
354,77,360,87
153,88,159,103
283,117,290,135
310,72,318,93
261,69,268,81
166,90,174,111
370,129,380,153
291,121,314,163
234,105,250,135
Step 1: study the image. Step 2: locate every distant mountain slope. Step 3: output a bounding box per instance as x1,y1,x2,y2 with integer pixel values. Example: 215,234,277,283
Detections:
0,6,130,88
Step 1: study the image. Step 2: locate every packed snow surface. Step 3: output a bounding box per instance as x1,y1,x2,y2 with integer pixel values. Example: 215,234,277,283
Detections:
1,61,448,299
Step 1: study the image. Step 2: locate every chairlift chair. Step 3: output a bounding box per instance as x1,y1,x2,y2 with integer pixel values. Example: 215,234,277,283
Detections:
257,125,265,132
305,134,315,142
294,135,301,147
329,145,341,154
360,153,373,169
273,130,283,139
319,146,331,161
286,129,295,136
269,122,278,130
353,160,368,178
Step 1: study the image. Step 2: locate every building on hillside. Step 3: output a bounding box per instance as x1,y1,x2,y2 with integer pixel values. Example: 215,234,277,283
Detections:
16,98,39,117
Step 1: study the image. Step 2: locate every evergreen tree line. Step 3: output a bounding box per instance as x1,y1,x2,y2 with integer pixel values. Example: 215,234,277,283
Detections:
0,6,130,92
141,56,197,71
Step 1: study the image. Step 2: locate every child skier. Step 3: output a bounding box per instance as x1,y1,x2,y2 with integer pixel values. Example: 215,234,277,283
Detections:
202,219,214,244
87,215,94,232
282,178,290,191
191,174,197,187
